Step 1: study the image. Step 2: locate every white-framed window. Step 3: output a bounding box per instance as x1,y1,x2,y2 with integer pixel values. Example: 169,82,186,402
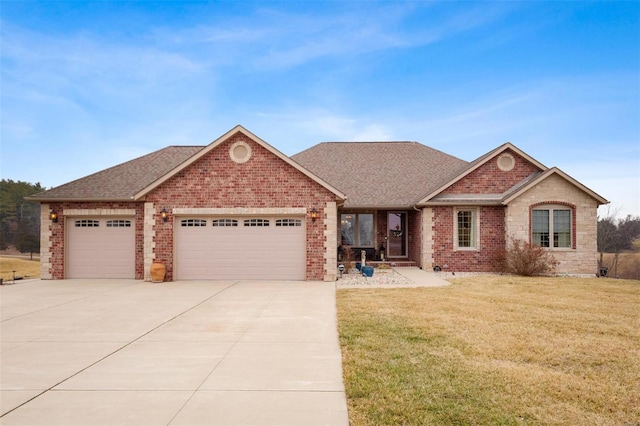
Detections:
106,219,131,228
244,218,270,227
275,219,302,227
212,219,238,227
180,219,207,227
454,208,479,250
341,213,374,246
75,219,100,227
532,206,572,248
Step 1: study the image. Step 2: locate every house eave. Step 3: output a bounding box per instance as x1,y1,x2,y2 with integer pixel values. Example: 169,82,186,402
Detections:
340,204,415,210
417,201,504,207
24,196,136,203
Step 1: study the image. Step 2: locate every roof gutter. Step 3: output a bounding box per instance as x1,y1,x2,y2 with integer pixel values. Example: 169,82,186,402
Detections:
24,197,137,203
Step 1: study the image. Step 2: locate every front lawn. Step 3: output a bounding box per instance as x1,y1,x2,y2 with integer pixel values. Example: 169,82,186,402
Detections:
337,276,640,425
0,256,40,282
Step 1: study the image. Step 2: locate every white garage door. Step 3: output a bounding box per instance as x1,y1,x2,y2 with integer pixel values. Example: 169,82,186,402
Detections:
175,217,305,280
66,218,135,279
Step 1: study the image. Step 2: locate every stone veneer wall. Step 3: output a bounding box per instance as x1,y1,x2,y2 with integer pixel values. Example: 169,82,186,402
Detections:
39,203,52,279
143,202,156,282
505,174,599,275
323,201,338,281
422,207,434,270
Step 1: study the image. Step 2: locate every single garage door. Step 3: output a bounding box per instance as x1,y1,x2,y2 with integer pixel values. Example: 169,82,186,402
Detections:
175,217,305,280
66,218,135,279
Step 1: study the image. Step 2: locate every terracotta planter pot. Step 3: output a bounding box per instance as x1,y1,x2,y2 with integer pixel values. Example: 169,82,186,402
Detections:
150,262,166,283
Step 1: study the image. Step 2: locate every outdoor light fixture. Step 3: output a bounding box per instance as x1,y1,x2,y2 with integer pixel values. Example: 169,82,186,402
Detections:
49,211,58,223
310,207,319,223
160,208,168,222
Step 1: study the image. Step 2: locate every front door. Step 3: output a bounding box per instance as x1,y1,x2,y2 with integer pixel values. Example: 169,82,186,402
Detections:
387,212,407,257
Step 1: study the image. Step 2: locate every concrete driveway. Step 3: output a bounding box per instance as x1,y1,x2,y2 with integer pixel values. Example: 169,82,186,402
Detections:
0,279,349,425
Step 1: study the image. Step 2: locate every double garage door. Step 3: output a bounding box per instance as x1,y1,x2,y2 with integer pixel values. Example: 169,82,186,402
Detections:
175,216,306,281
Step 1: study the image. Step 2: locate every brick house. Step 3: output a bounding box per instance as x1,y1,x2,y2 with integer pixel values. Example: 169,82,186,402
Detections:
28,125,607,281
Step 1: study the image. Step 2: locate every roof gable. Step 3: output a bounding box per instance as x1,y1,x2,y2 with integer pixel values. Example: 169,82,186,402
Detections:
292,141,469,208
135,125,345,201
502,167,608,205
417,143,546,205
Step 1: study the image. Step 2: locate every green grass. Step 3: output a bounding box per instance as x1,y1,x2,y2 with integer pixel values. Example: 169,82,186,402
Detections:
337,276,640,425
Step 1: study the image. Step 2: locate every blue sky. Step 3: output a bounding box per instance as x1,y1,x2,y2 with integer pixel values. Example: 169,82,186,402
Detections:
1,1,638,218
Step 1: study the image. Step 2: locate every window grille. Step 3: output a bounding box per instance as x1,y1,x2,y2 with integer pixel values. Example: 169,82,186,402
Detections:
244,218,270,227
180,219,207,227
75,219,100,227
212,219,238,227
275,219,302,227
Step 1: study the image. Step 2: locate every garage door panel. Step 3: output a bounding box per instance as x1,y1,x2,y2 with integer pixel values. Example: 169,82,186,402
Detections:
175,217,305,280
67,218,135,279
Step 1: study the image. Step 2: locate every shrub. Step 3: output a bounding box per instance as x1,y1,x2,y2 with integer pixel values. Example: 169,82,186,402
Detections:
342,246,355,273
493,238,559,276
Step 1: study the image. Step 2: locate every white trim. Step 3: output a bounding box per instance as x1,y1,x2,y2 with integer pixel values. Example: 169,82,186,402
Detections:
229,141,252,163
531,204,573,250
453,207,480,251
172,207,306,216
497,153,516,171
64,208,136,216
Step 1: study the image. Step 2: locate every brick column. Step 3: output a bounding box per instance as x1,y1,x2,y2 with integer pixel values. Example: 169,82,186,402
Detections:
422,207,434,270
143,202,156,281
39,203,53,279
323,201,338,281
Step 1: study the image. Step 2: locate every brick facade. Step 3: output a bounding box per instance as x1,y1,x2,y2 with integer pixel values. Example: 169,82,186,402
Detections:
430,206,506,271
39,134,603,280
144,131,335,281
444,149,541,195
45,202,144,279
44,132,337,281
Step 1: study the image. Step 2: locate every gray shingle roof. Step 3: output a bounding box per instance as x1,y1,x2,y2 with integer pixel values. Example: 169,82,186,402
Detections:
28,146,204,201
291,142,469,208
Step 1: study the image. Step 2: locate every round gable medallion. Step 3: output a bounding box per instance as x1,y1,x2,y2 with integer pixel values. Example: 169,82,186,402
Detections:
229,141,252,164
497,153,515,172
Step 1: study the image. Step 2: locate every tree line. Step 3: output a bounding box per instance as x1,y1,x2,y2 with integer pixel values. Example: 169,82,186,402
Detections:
597,213,640,277
0,179,44,258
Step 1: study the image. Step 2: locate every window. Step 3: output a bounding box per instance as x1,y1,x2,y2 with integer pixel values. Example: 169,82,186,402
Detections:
181,219,207,227
454,209,478,250
276,219,302,227
341,213,373,246
532,207,572,248
212,219,238,227
75,219,99,227
106,220,131,227
244,218,269,227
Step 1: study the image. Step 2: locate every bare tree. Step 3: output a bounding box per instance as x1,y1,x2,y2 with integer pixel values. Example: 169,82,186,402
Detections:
597,206,640,277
